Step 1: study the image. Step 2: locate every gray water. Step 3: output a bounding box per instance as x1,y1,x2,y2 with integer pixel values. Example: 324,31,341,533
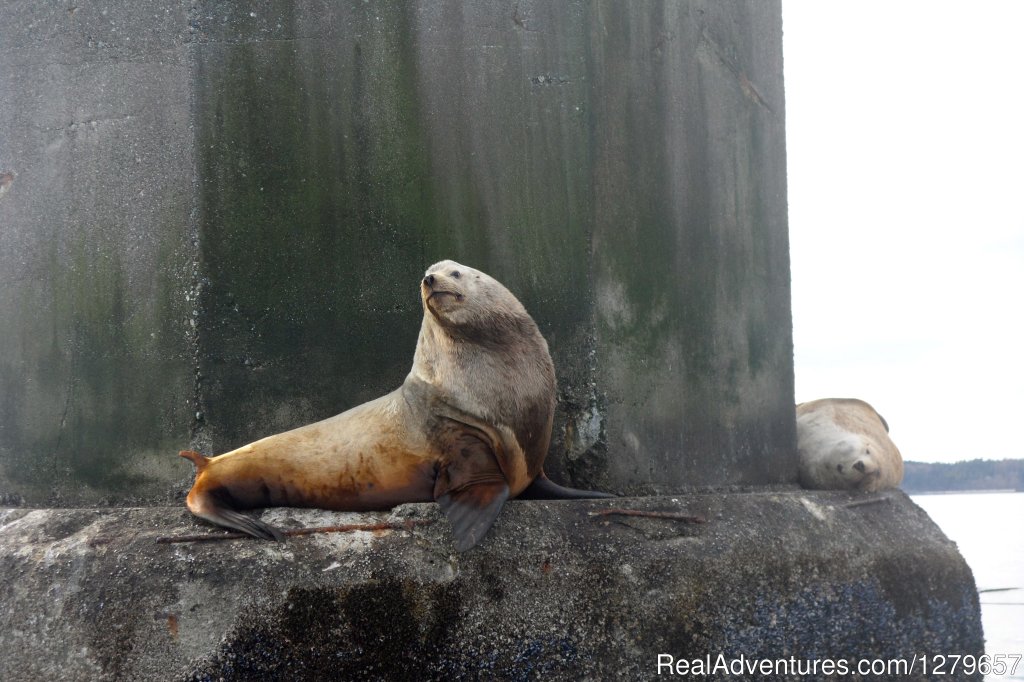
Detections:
913,492,1024,681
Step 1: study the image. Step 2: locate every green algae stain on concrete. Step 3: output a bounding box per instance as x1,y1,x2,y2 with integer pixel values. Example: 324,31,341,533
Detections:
56,229,193,498
194,4,443,451
0,220,194,503
193,2,598,455
190,0,795,488
2,1,795,504
582,1,795,491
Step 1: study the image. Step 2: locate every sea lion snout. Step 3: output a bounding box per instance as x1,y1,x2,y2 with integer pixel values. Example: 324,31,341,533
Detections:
422,265,470,316
423,270,463,291
422,271,457,295
835,442,877,480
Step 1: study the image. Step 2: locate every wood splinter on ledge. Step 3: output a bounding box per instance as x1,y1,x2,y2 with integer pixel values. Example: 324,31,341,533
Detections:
841,495,893,509
155,519,434,544
589,508,708,524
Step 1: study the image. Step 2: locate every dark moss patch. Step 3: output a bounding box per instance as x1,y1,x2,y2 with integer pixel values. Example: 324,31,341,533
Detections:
194,4,440,453
186,578,464,682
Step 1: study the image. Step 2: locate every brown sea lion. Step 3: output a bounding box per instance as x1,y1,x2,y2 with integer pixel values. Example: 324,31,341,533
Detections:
795,398,904,492
181,259,611,551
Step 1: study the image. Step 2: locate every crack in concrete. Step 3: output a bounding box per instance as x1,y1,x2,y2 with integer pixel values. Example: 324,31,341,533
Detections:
698,27,774,114
24,115,135,134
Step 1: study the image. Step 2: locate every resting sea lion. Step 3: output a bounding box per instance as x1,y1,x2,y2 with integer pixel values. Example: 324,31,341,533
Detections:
181,259,611,551
795,398,904,492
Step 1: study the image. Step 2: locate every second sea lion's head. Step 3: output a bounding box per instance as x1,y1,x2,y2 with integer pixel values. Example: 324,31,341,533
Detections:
819,433,885,490
420,260,532,340
795,399,903,492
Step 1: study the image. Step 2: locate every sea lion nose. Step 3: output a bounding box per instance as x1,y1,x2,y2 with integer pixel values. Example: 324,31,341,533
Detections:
424,274,435,287
853,460,866,473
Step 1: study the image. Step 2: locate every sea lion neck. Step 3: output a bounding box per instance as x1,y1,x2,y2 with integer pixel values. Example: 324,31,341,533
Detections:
411,314,454,385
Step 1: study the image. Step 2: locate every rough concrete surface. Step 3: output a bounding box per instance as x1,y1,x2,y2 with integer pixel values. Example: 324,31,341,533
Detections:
0,0,197,504
0,491,983,681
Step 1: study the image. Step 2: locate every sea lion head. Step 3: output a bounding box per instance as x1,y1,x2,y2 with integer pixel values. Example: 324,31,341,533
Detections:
420,260,532,341
816,433,886,491
796,398,903,492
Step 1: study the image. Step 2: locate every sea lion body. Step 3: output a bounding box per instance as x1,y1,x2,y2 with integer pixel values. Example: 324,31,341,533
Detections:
795,398,904,492
184,389,435,516
182,260,607,549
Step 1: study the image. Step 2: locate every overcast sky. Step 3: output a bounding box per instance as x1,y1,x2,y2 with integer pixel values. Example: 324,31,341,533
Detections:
782,1,1024,463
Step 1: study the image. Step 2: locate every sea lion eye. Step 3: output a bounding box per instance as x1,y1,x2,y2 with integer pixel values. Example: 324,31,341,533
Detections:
451,270,461,279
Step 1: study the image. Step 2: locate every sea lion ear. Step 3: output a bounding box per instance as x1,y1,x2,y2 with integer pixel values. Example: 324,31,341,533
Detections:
433,424,510,551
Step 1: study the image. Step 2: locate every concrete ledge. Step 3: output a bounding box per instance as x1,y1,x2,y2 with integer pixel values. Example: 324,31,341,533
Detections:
0,491,982,680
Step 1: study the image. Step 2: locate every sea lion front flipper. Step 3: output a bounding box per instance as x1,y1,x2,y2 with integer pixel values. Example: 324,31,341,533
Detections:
436,482,509,552
518,471,616,500
433,424,511,551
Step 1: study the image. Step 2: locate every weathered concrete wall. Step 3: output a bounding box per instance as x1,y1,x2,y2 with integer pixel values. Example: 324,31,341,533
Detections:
0,492,983,680
0,2,197,504
1,0,793,502
190,0,794,497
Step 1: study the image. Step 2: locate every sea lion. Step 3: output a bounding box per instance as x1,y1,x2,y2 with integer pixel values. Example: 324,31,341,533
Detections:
181,259,611,551
795,398,904,492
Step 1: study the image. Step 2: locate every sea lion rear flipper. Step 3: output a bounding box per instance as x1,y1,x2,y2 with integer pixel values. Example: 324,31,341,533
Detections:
434,424,511,551
518,472,616,500
187,490,286,542
181,449,285,541
205,504,286,542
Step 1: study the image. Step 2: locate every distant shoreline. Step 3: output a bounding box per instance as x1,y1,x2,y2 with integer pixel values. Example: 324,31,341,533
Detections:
902,458,1024,494
910,489,1019,496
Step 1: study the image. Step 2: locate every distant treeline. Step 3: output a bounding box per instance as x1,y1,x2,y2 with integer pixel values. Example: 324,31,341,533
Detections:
902,458,1024,493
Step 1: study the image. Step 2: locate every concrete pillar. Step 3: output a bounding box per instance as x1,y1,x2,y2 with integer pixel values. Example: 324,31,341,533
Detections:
0,0,794,503
0,1,196,504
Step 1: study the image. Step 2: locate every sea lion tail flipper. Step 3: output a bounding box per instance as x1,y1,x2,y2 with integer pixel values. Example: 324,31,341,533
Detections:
518,472,616,500
436,482,509,552
179,450,210,472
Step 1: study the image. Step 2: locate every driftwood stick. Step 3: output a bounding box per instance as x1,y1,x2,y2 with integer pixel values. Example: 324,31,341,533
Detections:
155,519,434,545
589,508,707,524
842,496,892,509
